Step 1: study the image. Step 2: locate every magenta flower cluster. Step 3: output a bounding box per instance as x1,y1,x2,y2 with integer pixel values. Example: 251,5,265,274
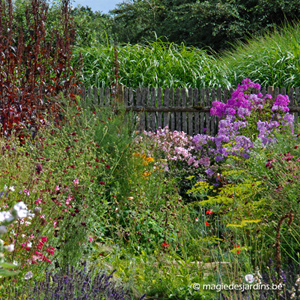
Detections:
210,78,294,157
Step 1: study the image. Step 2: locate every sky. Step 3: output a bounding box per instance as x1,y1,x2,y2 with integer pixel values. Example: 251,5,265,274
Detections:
70,0,124,14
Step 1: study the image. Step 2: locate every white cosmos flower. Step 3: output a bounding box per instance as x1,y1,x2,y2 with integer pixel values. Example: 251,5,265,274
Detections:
24,271,33,280
0,211,14,222
0,226,7,234
6,244,14,252
245,274,255,283
13,202,29,218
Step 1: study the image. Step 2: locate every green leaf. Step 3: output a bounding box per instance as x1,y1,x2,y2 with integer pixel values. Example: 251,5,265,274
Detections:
0,269,19,277
0,262,18,269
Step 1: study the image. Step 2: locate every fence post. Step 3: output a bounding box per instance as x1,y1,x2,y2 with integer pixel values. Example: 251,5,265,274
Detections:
267,86,274,99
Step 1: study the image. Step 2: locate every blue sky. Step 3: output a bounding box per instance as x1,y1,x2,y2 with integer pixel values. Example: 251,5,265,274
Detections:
70,0,124,14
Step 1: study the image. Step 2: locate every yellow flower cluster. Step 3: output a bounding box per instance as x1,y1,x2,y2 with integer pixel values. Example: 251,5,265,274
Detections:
133,152,154,179
132,152,154,165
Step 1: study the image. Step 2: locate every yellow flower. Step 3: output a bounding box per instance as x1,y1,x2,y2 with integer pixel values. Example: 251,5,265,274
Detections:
142,171,151,176
146,156,154,163
132,152,140,157
142,171,152,179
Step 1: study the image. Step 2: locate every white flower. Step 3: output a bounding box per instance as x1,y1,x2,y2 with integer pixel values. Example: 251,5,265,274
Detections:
6,244,14,252
20,219,31,226
8,186,15,192
27,242,32,248
13,202,29,218
0,212,5,222
24,271,33,280
0,226,7,234
3,185,7,191
245,274,255,283
0,211,14,223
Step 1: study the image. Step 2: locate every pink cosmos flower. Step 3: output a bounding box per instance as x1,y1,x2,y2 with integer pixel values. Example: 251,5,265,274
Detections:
89,237,94,243
35,198,42,205
73,178,79,185
23,188,30,195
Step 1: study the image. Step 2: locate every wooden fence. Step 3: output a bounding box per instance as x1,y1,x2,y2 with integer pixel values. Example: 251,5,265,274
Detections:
76,85,300,136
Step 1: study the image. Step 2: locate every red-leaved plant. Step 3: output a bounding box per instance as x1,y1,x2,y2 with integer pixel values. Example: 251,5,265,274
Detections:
0,0,82,144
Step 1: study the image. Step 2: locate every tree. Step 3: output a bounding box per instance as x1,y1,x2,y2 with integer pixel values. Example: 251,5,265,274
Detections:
110,0,300,52
70,5,115,47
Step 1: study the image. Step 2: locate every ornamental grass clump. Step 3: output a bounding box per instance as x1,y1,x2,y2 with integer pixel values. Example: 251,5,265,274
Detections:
73,37,230,90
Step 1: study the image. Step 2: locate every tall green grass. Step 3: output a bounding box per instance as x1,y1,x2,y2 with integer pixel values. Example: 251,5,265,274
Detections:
73,22,300,90
221,22,300,89
72,39,230,89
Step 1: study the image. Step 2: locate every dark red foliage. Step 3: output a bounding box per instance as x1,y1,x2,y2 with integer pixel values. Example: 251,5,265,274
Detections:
0,0,83,144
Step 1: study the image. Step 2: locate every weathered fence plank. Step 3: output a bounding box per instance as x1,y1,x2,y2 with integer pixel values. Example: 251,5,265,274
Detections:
188,88,193,136
150,87,156,131
136,87,142,130
170,88,175,131
194,88,199,134
100,87,105,106
182,88,187,133
129,88,134,106
93,86,98,108
205,88,211,135
157,87,163,129
211,88,216,136
163,88,170,129
105,87,110,106
145,87,150,131
200,88,205,134
175,87,181,131
140,87,146,130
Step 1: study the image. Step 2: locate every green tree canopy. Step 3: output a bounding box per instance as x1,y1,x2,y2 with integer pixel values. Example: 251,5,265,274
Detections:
111,0,300,52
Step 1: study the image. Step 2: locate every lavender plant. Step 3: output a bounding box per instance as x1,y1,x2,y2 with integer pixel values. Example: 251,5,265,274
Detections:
10,263,146,300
